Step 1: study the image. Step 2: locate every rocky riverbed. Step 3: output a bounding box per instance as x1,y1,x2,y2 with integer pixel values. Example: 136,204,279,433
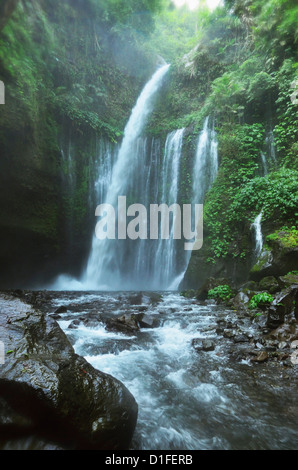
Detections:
0,284,297,450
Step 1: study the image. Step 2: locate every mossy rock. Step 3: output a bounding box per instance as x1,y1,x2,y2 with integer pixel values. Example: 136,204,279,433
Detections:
258,276,280,294
278,272,298,288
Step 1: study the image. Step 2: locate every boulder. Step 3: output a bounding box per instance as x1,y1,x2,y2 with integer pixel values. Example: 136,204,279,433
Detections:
54,306,68,314
232,291,250,313
250,351,269,363
136,314,161,329
250,233,298,282
233,334,250,344
258,276,280,294
267,286,298,330
278,273,298,289
192,339,215,352
105,314,140,334
0,294,138,450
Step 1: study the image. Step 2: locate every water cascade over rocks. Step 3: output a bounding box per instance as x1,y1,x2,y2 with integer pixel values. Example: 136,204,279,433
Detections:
52,67,219,291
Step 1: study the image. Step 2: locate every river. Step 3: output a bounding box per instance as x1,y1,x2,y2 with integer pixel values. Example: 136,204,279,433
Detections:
38,290,298,451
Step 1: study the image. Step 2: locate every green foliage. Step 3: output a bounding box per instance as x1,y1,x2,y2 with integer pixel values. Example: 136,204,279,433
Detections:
250,0,298,59
143,2,199,62
230,169,298,225
204,145,298,263
249,292,274,310
205,56,277,122
208,285,234,302
273,60,298,158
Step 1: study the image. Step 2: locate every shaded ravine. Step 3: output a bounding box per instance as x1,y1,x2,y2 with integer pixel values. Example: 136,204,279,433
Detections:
41,291,298,451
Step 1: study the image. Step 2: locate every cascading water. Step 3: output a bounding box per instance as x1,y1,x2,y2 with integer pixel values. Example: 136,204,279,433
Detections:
152,128,185,289
51,73,219,291
81,64,171,290
251,212,263,256
260,128,277,176
192,117,218,204
175,116,219,286
265,129,276,163
260,152,268,176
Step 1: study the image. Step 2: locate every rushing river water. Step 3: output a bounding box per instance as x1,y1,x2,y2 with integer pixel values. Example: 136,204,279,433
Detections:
39,290,298,451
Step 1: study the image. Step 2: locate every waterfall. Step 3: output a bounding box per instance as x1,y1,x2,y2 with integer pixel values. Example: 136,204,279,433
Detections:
81,64,171,290
192,117,218,204
152,128,185,289
260,128,276,176
82,127,185,291
265,129,276,163
251,212,263,256
50,76,220,292
260,152,268,176
169,117,219,290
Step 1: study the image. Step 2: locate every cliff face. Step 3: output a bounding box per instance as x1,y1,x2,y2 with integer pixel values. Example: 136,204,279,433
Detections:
0,0,155,288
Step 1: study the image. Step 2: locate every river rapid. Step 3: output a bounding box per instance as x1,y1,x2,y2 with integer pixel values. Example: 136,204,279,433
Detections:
37,290,298,451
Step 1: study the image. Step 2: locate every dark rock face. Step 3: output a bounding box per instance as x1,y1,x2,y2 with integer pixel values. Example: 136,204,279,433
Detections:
0,294,138,450
250,236,298,282
267,286,298,330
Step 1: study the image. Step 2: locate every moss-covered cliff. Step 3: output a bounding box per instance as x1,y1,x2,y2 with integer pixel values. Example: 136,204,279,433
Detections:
145,1,298,289
0,0,160,287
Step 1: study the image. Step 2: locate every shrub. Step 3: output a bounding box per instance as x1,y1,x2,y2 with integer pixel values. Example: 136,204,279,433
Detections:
249,292,274,310
208,285,234,302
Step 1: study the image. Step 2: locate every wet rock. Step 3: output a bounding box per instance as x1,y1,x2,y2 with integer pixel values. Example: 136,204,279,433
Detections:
258,276,280,294
233,334,250,344
68,319,81,330
136,314,161,329
267,286,298,329
0,293,138,450
82,315,103,329
232,292,250,311
54,306,68,314
105,314,140,334
137,306,148,313
223,329,235,339
50,313,62,320
144,293,163,306
278,273,298,289
192,339,215,352
250,234,298,282
127,294,143,305
251,351,269,363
